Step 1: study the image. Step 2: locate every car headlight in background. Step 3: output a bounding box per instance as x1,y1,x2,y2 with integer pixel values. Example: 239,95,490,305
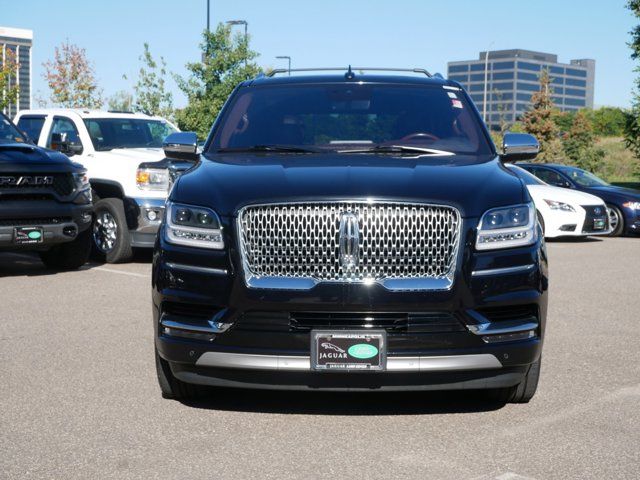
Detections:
73,170,90,189
137,168,169,191
476,203,537,250
543,199,575,212
165,202,224,249
623,201,640,210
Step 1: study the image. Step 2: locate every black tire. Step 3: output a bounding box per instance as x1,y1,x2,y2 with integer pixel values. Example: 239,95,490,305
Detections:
536,210,545,237
92,198,133,263
606,204,624,237
155,348,204,400
39,227,92,270
486,356,541,404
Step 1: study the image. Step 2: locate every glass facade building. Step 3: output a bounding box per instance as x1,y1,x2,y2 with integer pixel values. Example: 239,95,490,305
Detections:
0,27,33,118
447,49,595,128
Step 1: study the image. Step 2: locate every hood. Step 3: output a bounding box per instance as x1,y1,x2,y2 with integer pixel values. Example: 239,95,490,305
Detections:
93,147,166,163
173,153,527,218
584,184,640,201
527,184,605,206
0,142,77,173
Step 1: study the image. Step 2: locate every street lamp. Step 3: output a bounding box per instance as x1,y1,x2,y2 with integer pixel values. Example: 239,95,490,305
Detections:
276,56,291,75
226,20,248,70
482,41,495,125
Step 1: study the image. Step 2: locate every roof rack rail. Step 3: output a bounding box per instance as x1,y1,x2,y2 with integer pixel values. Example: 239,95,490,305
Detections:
266,67,432,78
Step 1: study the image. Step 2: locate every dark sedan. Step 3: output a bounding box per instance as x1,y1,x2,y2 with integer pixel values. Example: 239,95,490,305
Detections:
517,163,640,236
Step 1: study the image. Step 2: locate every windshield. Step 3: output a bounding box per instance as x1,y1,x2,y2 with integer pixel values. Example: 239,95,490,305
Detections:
559,166,609,187
506,164,547,186
0,114,27,144
208,84,492,156
83,118,177,151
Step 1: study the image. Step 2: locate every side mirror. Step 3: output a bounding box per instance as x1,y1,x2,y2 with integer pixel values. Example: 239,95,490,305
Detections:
50,132,83,156
163,132,199,161
501,133,539,161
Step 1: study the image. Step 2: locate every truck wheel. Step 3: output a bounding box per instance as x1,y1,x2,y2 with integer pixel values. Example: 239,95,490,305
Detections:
39,227,92,270
486,357,541,404
606,204,624,237
155,348,204,400
92,198,133,263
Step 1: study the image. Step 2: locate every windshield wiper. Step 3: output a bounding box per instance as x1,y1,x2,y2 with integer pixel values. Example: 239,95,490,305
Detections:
217,144,321,154
338,145,455,156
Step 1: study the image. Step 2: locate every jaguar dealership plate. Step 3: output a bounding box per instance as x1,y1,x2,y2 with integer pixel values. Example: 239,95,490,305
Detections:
311,331,386,371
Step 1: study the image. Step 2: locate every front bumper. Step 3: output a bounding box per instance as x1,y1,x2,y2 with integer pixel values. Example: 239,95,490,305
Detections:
0,199,92,250
152,221,548,391
126,197,165,248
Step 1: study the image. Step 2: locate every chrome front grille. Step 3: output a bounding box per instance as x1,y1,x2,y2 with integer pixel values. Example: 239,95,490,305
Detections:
238,202,461,290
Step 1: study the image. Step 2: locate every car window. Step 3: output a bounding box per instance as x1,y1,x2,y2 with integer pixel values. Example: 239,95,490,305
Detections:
82,118,177,151
48,117,82,147
208,84,492,156
532,168,569,187
16,116,46,143
0,114,27,144
506,164,546,185
558,167,609,187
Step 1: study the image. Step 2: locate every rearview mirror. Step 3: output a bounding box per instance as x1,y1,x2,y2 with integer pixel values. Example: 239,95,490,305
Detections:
163,132,199,161
501,133,539,161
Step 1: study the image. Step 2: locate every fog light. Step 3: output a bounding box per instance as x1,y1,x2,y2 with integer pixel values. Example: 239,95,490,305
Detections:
482,330,536,343
147,210,158,221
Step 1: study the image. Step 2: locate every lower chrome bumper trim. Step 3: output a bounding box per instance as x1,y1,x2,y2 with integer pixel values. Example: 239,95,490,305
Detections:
165,262,228,275
471,264,535,277
195,352,502,371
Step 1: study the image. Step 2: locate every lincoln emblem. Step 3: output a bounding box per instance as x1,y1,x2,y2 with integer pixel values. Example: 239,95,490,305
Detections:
338,212,360,269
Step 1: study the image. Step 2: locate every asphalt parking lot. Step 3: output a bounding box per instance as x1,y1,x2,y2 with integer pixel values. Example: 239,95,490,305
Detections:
1,237,639,480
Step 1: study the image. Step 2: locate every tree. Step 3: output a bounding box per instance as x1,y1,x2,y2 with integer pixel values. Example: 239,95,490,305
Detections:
107,90,134,111
521,69,564,162
588,107,627,137
563,110,605,172
175,24,261,139
133,43,174,119
42,41,103,108
624,0,640,165
0,48,20,113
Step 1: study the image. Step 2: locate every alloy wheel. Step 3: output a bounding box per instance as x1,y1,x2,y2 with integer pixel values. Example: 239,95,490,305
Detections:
93,210,118,253
607,207,620,233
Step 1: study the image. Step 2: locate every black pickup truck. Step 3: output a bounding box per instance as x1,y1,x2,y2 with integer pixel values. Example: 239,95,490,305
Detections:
0,112,93,269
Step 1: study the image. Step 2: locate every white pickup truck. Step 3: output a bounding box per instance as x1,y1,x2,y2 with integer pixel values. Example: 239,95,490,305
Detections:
14,109,188,263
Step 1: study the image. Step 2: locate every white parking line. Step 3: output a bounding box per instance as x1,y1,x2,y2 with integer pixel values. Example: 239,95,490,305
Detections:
88,266,149,279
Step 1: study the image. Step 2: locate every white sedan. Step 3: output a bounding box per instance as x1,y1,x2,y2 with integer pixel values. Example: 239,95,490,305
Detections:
506,164,610,238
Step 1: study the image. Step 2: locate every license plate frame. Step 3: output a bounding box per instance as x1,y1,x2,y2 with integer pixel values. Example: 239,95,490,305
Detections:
311,330,387,372
14,226,44,245
593,218,606,230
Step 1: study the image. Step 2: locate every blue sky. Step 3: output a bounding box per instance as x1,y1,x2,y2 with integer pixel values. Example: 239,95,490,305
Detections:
4,0,637,108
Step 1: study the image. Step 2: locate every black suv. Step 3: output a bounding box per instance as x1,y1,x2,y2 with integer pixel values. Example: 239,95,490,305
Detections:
0,113,92,269
152,68,548,403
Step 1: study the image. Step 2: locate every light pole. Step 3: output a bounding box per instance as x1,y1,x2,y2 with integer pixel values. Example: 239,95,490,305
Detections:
206,0,210,33
482,41,495,125
276,56,291,75
226,20,248,70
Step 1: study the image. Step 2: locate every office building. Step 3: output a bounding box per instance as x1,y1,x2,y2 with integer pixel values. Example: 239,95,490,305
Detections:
1,26,33,117
447,49,595,128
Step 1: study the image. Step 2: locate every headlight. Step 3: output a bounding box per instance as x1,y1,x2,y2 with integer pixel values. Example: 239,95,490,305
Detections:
73,170,89,189
476,203,537,250
137,168,169,191
543,199,575,212
623,201,640,210
165,202,224,249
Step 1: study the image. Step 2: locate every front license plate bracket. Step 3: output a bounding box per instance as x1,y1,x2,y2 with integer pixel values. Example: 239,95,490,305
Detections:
311,330,386,371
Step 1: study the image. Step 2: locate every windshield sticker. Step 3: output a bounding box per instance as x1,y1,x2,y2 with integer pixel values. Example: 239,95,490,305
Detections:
451,99,463,109
447,92,458,99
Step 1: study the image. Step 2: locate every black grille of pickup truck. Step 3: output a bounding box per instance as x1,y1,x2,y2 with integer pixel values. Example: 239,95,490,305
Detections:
0,217,72,227
0,173,75,197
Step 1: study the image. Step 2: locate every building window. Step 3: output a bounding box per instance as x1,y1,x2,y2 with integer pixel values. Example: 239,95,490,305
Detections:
518,72,539,82
493,61,515,70
565,78,587,87
551,86,564,95
492,71,514,80
564,97,586,107
492,81,513,91
517,61,541,71
449,64,469,73
470,94,484,102
469,83,484,92
517,93,533,102
565,88,586,97
566,68,587,78
448,75,468,82
552,96,564,105
517,82,540,92
516,103,530,112
551,76,564,85
470,63,485,72
549,66,564,75
470,73,485,82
